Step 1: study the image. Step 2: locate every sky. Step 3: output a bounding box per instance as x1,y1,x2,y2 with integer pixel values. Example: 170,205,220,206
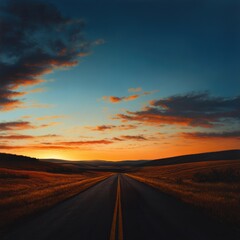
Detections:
0,0,239,160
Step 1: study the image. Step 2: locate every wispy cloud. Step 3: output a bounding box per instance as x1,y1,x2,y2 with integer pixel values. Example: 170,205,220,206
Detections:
36,115,65,121
0,121,34,131
102,95,140,103
0,120,59,131
27,88,47,94
57,140,113,146
25,102,54,109
119,135,147,141
87,124,137,131
102,91,155,103
0,0,91,111
128,87,142,92
21,115,32,119
0,134,34,140
116,92,240,128
0,144,73,150
0,139,113,150
40,122,60,128
111,135,147,141
0,134,60,140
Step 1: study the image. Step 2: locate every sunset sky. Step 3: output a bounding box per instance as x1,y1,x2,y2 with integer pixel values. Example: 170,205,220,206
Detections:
0,0,239,160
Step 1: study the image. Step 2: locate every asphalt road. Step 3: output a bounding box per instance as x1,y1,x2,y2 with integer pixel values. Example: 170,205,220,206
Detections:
3,174,239,240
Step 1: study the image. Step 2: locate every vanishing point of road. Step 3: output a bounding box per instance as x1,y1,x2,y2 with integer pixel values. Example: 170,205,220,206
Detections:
3,174,239,240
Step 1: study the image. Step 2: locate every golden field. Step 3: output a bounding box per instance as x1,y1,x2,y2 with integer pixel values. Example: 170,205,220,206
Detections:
128,160,240,228
0,167,111,234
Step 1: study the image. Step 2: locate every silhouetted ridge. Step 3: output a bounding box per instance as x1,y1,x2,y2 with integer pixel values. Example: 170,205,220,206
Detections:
0,153,38,162
0,152,82,173
140,149,240,167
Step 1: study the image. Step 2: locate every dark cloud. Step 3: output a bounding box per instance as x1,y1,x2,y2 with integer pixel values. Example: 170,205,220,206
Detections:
0,134,60,140
116,124,138,130
40,134,60,138
0,120,59,131
112,135,147,141
0,134,34,139
57,140,113,145
120,135,147,141
89,125,116,131
0,0,91,110
0,121,34,131
116,92,240,128
112,137,124,141
87,124,137,131
181,130,240,139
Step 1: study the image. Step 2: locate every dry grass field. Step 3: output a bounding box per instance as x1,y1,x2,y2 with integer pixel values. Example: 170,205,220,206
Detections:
0,167,111,234
128,159,240,228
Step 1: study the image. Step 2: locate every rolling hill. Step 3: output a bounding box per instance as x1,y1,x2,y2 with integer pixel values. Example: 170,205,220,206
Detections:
0,153,82,173
1,149,240,172
140,149,240,167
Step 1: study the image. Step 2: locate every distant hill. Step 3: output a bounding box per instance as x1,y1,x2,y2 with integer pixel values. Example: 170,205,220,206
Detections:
1,150,240,173
41,159,149,168
140,149,240,167
0,153,146,173
0,153,83,173
0,153,38,162
42,150,240,169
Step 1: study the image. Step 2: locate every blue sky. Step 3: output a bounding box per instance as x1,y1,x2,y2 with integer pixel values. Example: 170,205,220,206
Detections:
0,0,239,160
47,0,240,104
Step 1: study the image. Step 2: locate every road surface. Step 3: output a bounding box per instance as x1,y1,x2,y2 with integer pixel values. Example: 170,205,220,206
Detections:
3,174,239,240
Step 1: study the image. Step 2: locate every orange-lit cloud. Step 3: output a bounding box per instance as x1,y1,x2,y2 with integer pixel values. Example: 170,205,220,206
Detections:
40,122,60,128
0,145,24,150
0,121,34,131
103,94,143,103
102,95,135,103
112,137,124,141
116,112,200,126
36,115,65,121
0,90,25,111
111,135,148,141
0,134,59,140
0,120,60,132
0,100,23,111
27,87,47,94
26,102,54,109
102,89,156,103
0,139,113,151
0,144,74,150
57,140,113,146
115,92,240,128
0,0,91,111
21,115,32,119
124,95,139,101
119,135,147,141
0,135,34,140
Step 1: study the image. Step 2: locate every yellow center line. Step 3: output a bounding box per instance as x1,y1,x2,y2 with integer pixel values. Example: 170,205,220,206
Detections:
117,180,123,240
109,176,123,240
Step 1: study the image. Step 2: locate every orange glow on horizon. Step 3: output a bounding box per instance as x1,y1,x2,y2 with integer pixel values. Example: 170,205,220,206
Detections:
2,137,239,161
